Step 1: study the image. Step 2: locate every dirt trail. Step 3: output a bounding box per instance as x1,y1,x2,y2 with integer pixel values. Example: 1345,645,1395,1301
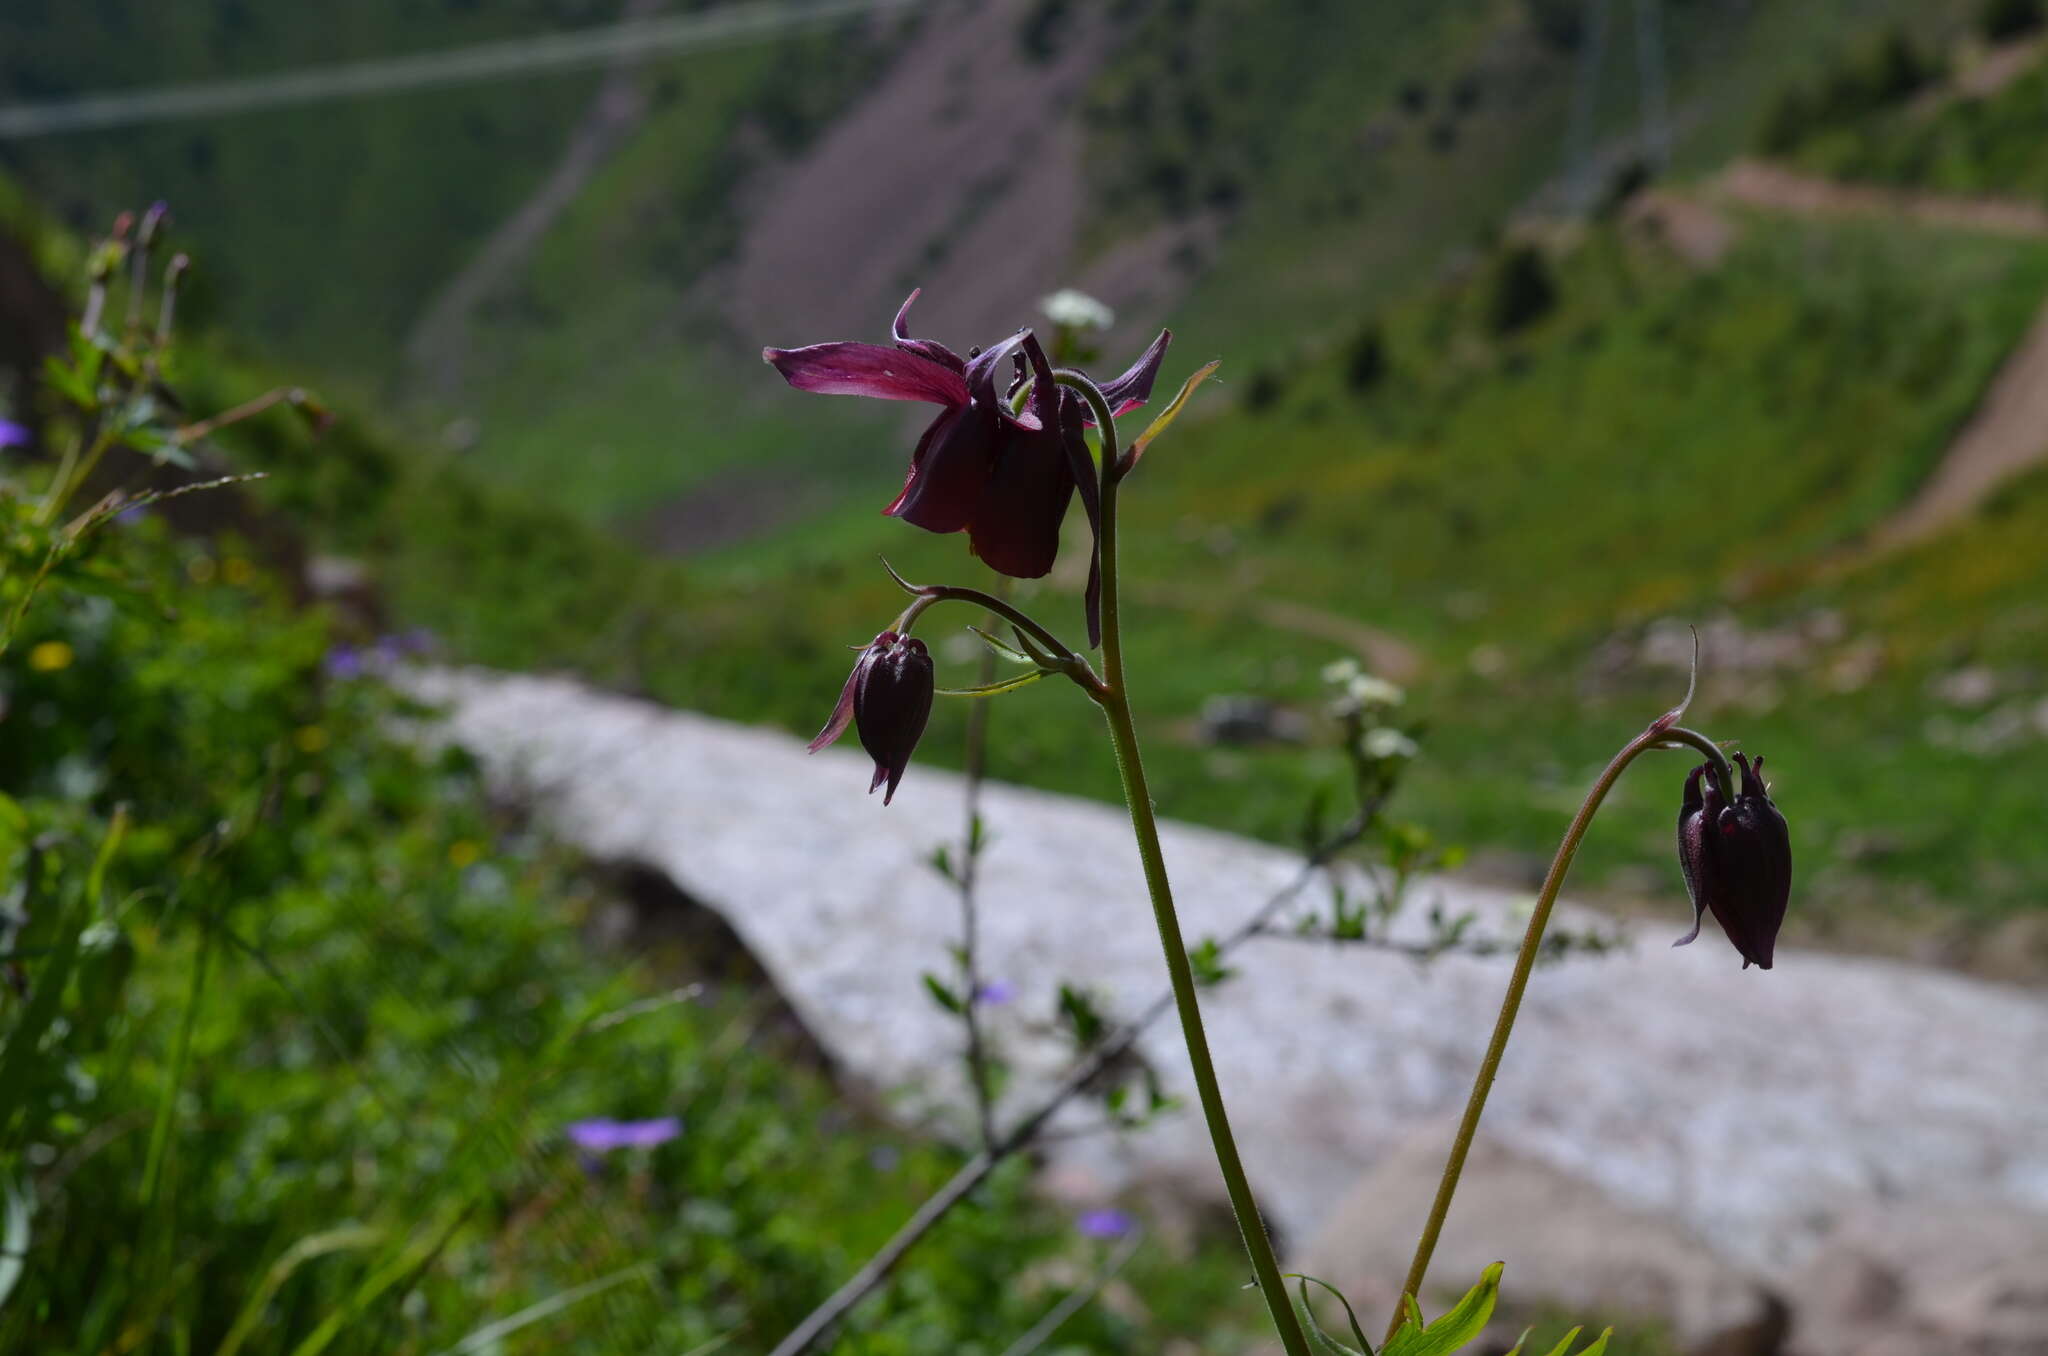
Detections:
403,0,665,400
1868,299,2048,553
1715,158,2048,237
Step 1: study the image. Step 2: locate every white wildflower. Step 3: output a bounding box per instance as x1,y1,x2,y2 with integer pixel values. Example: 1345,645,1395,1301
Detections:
1040,288,1115,332
1362,727,1418,760
1347,674,1405,707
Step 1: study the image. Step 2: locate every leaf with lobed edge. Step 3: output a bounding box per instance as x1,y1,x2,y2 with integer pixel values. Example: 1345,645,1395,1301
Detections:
967,625,1036,666
1117,359,1221,476
1288,1274,1376,1355
1503,1326,1613,1356
935,670,1048,699
1382,1262,1500,1355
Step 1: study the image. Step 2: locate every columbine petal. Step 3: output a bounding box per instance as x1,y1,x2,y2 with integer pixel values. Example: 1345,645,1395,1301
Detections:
967,335,1077,580
1672,754,1791,968
853,635,934,804
808,648,867,753
892,288,966,373
967,421,1074,578
1672,764,1713,948
964,330,1030,423
763,341,969,406
886,403,998,533
1093,328,1171,417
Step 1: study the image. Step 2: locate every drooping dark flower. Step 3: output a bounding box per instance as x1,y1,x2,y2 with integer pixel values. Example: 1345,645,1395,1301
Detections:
809,631,935,804
1674,753,1791,969
763,291,1168,581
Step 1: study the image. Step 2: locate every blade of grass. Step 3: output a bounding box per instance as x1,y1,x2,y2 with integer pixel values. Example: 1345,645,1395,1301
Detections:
215,1226,384,1356
430,1262,654,1356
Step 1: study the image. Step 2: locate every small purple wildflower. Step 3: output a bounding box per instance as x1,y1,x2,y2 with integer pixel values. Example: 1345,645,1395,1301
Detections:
565,1117,682,1153
973,980,1016,1006
324,645,364,680
0,419,30,450
1077,1208,1134,1240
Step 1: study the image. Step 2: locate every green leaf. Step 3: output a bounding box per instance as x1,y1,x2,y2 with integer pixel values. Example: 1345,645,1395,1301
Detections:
1057,983,1106,1047
1007,624,1067,671
1382,1262,1502,1356
0,853,81,1138
1189,936,1237,986
968,625,1035,666
0,1169,30,1313
1289,1274,1374,1355
935,669,1048,698
1503,1325,1613,1356
922,973,964,1014
216,1226,384,1356
1122,358,1221,471
431,1263,654,1356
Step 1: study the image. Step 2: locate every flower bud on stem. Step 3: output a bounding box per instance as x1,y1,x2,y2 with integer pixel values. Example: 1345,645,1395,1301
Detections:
1383,714,1734,1345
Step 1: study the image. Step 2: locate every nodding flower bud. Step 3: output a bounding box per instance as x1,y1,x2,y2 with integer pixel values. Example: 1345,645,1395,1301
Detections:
808,631,935,805
1674,753,1791,969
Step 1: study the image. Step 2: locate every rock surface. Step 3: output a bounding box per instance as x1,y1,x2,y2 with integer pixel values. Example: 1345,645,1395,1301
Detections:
407,669,2048,1307
1785,1203,2048,1355
1298,1126,1787,1354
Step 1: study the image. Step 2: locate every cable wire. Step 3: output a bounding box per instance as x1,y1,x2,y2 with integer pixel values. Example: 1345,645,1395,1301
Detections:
0,0,923,140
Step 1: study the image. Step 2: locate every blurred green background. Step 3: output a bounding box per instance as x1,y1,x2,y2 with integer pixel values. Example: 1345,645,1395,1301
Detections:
5,0,2048,1349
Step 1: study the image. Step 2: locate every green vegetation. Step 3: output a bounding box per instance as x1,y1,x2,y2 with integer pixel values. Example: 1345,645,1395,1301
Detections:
675,212,2048,936
1784,51,2048,203
10,1,2048,1346
0,221,1269,1353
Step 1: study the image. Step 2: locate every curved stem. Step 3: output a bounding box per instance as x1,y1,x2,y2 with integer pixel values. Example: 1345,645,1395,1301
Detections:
1384,720,1724,1343
891,583,1088,673
1084,369,1311,1356
1052,370,1119,469
958,593,1001,1150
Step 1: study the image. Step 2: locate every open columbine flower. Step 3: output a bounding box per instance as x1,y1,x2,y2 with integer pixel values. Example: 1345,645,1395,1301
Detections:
809,631,935,804
763,290,1168,580
1674,753,1791,969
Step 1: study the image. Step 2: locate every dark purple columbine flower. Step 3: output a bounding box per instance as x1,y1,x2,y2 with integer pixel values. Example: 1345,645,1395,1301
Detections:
810,630,935,805
1674,753,1791,969
763,290,1168,582
565,1116,682,1152
323,645,364,680
0,419,30,450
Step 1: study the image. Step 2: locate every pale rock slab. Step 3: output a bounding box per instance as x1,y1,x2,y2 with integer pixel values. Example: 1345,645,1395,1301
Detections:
405,669,2048,1310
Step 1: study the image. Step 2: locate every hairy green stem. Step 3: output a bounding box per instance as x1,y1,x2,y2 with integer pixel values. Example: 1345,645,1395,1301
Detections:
957,592,1001,1150
1385,720,1730,1343
890,580,1095,682
1080,368,1312,1356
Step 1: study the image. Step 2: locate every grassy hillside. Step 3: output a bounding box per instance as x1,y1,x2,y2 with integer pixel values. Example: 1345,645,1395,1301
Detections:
1782,42,2048,201
668,209,2048,951
0,0,884,389
7,0,2046,958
